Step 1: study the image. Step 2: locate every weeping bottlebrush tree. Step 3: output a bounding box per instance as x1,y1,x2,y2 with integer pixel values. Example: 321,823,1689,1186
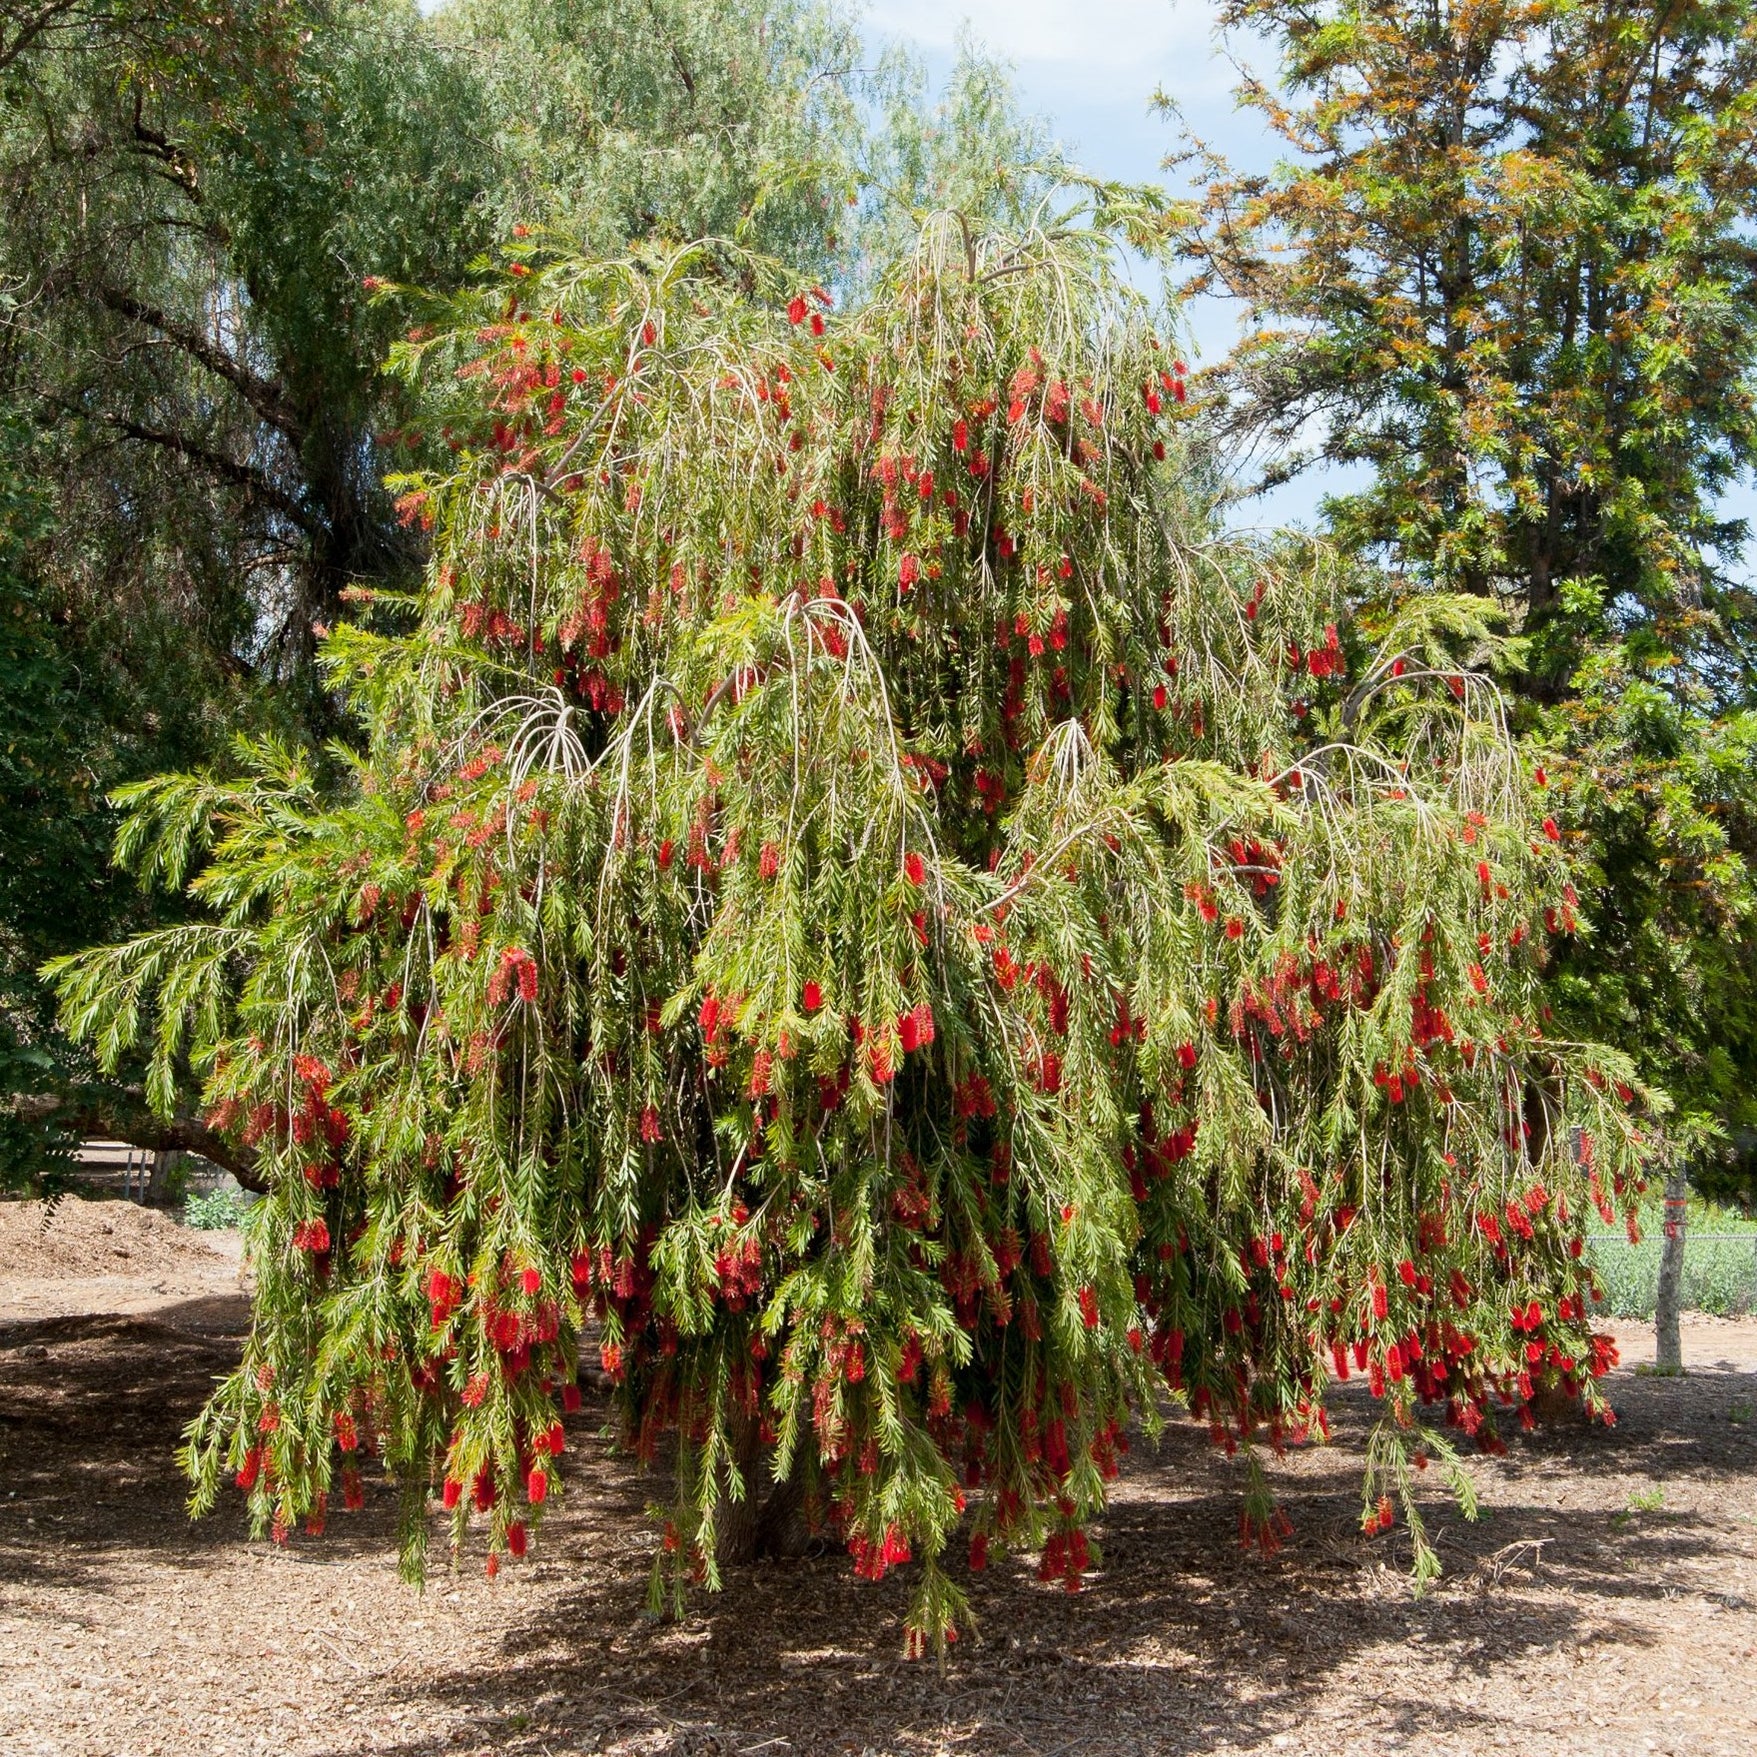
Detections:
50,207,1653,1656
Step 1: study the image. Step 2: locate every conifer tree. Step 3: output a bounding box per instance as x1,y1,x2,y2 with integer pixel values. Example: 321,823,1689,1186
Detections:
51,208,1650,1655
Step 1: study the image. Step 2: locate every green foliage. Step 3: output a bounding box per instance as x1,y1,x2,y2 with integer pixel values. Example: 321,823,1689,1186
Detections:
0,411,221,1189
1177,1,1757,1200
1543,656,1757,1201
435,0,862,263
54,209,1650,1653
184,1186,255,1230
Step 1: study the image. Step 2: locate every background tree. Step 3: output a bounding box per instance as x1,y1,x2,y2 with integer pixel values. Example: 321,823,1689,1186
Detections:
1172,0,1757,1216
8,0,1017,1185
53,209,1645,1653
0,0,501,1182
434,0,862,264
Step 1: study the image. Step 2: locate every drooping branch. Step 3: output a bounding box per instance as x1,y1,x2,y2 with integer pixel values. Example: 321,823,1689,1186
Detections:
91,409,317,534
12,1089,265,1190
96,285,303,442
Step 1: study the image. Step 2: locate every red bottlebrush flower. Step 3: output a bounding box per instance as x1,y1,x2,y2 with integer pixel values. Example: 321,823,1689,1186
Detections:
1078,1285,1100,1329
639,1104,663,1143
968,1532,988,1571
527,1468,548,1505
509,262,529,278
897,1332,923,1383
485,1554,500,1579
758,840,780,880
898,552,921,590
507,1521,528,1558
747,1048,772,1098
1397,1259,1418,1288
802,980,822,1012
1224,916,1245,940
442,1477,462,1510
1542,817,1561,842
1371,1281,1389,1321
787,294,807,325
521,1266,541,1296
869,1033,895,1083
810,311,825,336
699,993,720,1038
657,837,675,870
1177,1041,1198,1070
952,418,969,451
904,850,926,886
561,1381,582,1413
1534,765,1548,787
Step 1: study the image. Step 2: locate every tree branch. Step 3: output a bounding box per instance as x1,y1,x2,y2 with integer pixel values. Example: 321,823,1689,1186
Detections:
13,1090,265,1190
90,409,317,534
0,0,89,75
96,285,302,441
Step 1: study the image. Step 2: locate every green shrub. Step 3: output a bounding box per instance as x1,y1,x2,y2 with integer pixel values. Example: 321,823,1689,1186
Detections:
182,1187,253,1231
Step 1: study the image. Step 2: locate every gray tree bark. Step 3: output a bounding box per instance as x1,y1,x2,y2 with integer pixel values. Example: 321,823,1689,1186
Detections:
1654,1172,1689,1375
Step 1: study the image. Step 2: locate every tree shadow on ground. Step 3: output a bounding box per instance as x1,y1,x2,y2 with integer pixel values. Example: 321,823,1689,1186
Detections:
334,1368,1750,1757
6,1312,1750,1755
0,1306,408,1596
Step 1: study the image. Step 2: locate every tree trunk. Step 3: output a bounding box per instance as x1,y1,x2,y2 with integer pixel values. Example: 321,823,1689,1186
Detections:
1654,1172,1688,1375
717,1409,807,1566
145,1149,181,1205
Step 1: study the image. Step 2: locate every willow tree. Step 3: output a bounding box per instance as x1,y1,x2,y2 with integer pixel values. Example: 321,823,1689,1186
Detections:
52,208,1649,1655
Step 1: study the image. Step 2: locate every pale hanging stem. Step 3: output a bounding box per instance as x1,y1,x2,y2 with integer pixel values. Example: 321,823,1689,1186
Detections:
797,591,943,884
591,676,680,926
1342,661,1522,819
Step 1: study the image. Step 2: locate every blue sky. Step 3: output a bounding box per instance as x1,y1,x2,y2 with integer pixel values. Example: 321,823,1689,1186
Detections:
863,1,1348,526
412,0,1753,546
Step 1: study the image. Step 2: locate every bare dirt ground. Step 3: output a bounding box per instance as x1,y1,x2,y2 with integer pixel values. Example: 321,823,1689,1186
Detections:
3,1198,1755,1757
0,1198,245,1326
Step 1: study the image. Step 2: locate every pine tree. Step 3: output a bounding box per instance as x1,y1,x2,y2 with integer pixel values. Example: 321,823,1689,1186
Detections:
50,208,1651,1655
